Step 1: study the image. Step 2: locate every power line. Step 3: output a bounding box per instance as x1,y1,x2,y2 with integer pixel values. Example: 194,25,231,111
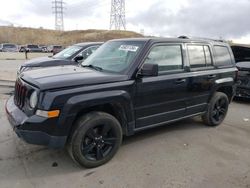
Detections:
52,0,65,31
110,0,126,30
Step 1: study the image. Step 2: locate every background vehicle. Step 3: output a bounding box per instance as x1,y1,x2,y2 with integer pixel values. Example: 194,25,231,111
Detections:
18,42,103,74
0,43,18,52
19,45,26,52
231,45,250,99
39,45,48,53
19,44,43,53
6,38,237,168
47,45,63,55
26,44,43,52
235,62,250,98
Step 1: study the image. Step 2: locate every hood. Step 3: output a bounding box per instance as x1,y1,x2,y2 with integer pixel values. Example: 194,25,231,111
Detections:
236,62,250,71
23,56,74,67
20,65,128,90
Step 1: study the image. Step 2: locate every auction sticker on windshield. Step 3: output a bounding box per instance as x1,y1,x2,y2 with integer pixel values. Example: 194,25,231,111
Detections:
119,45,139,52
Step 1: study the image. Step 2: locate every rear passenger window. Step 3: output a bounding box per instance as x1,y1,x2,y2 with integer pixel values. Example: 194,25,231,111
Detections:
145,45,183,73
187,45,213,68
187,46,206,68
214,46,233,67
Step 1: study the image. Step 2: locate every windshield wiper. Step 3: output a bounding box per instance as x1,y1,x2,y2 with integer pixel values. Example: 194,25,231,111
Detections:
82,64,103,71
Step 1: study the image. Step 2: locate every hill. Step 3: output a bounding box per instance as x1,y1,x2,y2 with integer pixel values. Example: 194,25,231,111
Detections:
0,26,143,46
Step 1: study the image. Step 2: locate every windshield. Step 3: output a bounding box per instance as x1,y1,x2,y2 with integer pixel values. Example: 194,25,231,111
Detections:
82,41,145,73
53,45,82,59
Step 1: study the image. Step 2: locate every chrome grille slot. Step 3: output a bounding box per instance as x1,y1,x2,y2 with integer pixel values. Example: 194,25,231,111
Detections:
14,80,28,109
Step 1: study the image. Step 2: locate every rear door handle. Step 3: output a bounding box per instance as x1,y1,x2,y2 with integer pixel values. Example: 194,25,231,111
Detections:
207,75,216,79
175,78,186,84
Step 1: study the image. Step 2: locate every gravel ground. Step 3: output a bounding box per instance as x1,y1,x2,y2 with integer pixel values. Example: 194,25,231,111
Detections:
0,88,250,188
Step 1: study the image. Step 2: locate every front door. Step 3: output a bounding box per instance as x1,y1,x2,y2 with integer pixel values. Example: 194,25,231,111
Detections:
134,44,188,130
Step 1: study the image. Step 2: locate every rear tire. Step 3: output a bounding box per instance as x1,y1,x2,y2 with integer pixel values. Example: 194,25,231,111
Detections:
67,111,122,168
202,92,229,126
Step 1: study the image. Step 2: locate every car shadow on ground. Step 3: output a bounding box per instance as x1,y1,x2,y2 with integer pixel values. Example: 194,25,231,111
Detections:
3,117,209,181
122,117,207,146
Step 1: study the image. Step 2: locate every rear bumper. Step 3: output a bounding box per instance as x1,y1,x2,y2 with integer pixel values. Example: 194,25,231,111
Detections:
236,86,250,98
5,96,67,148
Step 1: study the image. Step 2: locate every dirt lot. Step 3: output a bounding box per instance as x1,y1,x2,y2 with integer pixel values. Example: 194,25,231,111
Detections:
0,54,50,81
0,52,52,60
0,84,250,188
0,60,24,81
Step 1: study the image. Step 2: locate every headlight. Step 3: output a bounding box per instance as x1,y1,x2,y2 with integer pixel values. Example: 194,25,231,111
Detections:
30,91,38,108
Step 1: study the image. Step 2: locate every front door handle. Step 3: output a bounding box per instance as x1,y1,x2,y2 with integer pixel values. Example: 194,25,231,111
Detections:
207,75,216,79
175,78,186,84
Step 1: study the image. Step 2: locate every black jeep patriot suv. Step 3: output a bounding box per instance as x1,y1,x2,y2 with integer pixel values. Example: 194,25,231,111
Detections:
6,38,237,168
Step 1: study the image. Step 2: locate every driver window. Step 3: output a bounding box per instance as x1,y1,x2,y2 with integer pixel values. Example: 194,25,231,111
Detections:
145,45,183,73
78,46,99,62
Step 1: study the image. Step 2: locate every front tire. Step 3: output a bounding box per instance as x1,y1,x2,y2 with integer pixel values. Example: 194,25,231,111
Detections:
202,92,229,126
67,112,122,168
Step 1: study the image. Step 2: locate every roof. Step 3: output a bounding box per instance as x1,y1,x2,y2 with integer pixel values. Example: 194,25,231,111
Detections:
109,37,228,45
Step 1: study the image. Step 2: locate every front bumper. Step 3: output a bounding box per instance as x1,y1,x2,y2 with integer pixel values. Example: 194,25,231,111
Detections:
5,96,67,148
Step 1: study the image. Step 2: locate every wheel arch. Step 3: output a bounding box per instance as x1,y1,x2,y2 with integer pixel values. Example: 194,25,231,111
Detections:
58,90,135,141
216,85,234,102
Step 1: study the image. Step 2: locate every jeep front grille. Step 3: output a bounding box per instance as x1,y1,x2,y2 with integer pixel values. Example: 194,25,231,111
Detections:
14,80,28,109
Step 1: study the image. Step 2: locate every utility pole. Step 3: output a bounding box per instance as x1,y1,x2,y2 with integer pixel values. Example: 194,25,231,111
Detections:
52,0,65,31
110,0,126,30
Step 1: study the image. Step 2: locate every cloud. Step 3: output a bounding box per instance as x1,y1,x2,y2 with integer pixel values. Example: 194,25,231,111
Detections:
24,0,106,19
128,0,250,39
0,19,13,26
66,0,104,19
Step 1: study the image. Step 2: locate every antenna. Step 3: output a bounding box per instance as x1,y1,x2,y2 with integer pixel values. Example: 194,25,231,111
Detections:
52,0,65,31
110,0,126,30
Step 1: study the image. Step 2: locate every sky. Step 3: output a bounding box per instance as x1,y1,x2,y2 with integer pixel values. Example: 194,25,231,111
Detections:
0,0,250,44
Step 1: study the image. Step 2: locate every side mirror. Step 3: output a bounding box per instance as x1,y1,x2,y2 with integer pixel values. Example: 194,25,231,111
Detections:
74,55,84,62
139,63,158,77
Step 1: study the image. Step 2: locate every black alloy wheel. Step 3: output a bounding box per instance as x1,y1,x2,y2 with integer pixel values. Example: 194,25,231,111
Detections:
202,92,229,126
67,112,122,168
211,97,227,123
81,124,118,161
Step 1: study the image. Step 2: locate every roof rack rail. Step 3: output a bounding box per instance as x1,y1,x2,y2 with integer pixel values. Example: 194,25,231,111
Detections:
178,36,189,39
177,35,226,43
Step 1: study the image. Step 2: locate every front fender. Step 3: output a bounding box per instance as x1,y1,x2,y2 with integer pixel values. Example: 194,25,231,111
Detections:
57,90,135,135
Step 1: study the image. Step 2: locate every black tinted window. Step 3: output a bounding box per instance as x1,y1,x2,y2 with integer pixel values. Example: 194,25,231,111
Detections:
27,45,39,48
145,45,183,72
204,46,212,66
3,44,16,48
54,46,62,49
214,46,232,66
188,45,206,68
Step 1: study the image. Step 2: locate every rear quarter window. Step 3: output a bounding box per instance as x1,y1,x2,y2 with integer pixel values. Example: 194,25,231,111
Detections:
214,46,233,67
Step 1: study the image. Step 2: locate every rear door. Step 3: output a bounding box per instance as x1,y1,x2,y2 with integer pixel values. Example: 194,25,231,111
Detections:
134,43,189,130
185,44,216,115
